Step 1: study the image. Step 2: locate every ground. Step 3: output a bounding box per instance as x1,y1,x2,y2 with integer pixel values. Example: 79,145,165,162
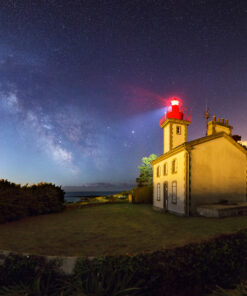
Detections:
1,204,247,257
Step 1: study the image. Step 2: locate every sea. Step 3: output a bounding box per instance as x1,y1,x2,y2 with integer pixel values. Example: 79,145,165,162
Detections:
64,191,121,203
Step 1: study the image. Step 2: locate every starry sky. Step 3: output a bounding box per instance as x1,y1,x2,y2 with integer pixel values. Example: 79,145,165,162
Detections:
0,0,246,190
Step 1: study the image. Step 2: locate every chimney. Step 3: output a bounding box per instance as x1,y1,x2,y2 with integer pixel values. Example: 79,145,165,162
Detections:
207,116,233,136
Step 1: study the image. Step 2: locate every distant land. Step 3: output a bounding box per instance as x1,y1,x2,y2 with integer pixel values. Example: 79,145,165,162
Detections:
62,182,135,192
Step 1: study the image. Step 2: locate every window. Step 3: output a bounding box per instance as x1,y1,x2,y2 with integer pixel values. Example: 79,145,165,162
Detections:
163,162,168,176
157,183,161,201
172,181,177,204
157,166,160,177
176,126,181,135
172,159,178,174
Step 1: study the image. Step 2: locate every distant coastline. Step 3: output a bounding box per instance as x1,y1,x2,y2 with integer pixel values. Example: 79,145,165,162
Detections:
64,191,122,203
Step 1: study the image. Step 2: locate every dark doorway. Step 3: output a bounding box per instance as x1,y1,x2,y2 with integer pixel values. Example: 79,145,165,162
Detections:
163,182,168,211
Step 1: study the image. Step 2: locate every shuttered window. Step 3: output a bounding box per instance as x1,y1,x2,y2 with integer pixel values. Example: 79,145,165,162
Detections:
157,166,160,177
157,183,161,201
172,181,177,204
172,159,178,174
163,163,168,175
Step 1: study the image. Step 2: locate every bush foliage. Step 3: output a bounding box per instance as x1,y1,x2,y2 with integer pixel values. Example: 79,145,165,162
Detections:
73,229,247,296
0,254,66,296
210,280,247,296
131,186,153,204
0,179,64,224
136,154,157,187
2,229,247,295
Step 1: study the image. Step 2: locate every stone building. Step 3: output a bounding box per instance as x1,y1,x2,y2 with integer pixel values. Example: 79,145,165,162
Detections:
152,98,247,216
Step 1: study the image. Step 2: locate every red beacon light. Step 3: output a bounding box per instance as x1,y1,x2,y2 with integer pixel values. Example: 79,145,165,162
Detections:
167,97,183,120
159,97,192,127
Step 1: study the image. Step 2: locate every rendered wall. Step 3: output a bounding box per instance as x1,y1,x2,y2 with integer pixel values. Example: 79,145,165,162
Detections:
171,123,187,149
163,122,187,153
163,125,170,153
214,125,231,135
153,150,187,215
207,121,232,136
190,137,247,214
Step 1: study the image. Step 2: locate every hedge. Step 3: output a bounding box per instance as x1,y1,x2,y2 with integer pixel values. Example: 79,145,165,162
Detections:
132,186,153,204
74,229,247,295
0,179,64,224
1,229,247,295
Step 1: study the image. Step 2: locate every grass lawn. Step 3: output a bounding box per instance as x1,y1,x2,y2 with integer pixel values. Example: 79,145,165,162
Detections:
1,203,247,257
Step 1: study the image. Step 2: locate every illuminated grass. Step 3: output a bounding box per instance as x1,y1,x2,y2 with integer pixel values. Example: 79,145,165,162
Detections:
1,203,247,256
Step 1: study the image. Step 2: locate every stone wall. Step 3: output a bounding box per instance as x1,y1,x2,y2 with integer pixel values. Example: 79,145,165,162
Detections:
0,249,94,274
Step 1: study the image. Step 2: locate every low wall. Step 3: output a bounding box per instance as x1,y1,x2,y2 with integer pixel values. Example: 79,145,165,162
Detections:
0,249,94,274
197,203,247,218
2,229,247,295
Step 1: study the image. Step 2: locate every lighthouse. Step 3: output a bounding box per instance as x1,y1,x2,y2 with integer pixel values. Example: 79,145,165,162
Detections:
152,96,247,217
159,98,191,154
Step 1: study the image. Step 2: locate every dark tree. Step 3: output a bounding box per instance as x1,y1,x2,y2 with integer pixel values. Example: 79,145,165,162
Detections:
136,154,157,187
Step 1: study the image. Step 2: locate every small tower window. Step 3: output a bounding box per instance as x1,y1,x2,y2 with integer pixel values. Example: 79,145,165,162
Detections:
172,181,177,204
172,159,178,174
176,126,181,135
163,163,168,176
157,183,161,201
157,166,160,177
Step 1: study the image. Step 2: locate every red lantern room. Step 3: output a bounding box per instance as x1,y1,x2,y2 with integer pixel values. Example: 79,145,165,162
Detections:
166,98,184,120
159,97,192,127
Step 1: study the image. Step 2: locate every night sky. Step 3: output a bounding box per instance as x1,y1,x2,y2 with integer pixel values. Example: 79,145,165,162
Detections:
0,0,246,190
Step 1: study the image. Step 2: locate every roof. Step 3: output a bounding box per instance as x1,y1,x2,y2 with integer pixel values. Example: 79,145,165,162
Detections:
152,132,247,165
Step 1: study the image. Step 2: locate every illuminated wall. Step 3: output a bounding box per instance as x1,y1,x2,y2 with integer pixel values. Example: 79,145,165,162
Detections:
153,150,187,215
162,119,189,153
190,136,246,213
207,119,232,136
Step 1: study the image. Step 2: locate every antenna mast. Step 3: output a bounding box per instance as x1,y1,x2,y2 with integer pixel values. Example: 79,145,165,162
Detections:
204,106,210,136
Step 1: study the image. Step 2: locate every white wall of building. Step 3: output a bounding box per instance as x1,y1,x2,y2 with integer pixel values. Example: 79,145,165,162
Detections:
163,121,188,153
153,150,187,215
163,125,170,153
190,137,247,213
171,123,187,149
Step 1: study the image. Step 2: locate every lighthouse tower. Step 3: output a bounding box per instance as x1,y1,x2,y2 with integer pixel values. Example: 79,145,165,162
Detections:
159,98,191,153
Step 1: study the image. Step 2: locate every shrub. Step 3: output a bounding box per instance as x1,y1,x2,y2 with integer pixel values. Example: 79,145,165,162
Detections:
69,256,144,296
132,186,153,204
0,254,65,296
0,180,65,224
72,229,247,295
1,229,247,295
210,280,247,296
